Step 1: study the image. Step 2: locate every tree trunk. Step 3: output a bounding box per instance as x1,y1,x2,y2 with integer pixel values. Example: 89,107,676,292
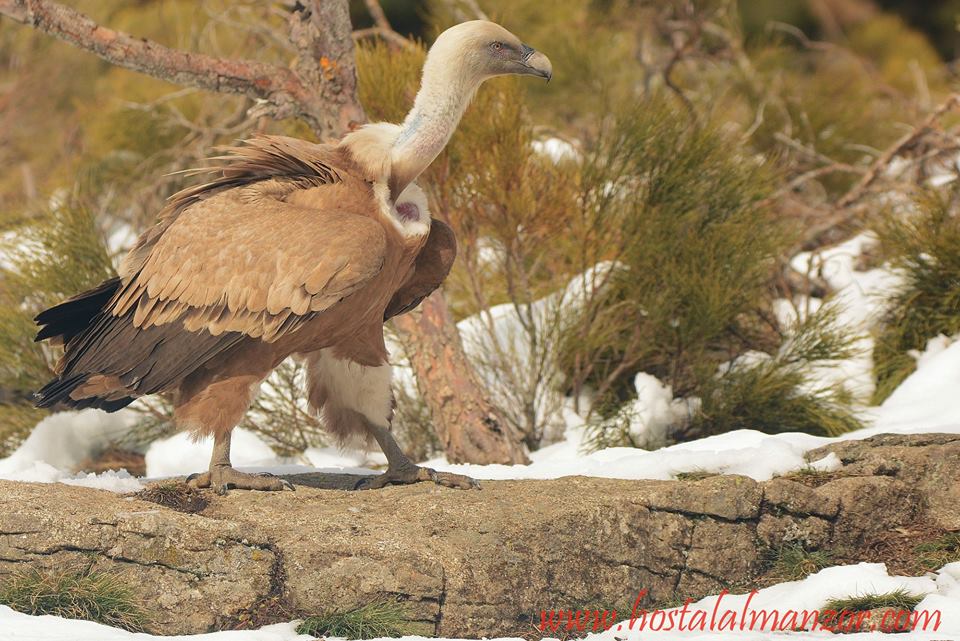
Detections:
393,291,529,464
0,0,530,465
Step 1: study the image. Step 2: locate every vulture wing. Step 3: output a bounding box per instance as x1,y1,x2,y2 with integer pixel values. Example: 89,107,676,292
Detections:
384,218,457,321
42,199,386,409
36,134,387,411
114,193,388,341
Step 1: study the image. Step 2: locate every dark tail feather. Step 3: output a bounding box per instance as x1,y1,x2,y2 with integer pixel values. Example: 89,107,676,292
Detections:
33,275,242,413
33,277,135,412
35,277,122,344
34,372,135,412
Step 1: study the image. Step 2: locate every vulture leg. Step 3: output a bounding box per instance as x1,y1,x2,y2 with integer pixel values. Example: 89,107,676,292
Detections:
177,345,293,493
356,420,480,491
304,347,478,490
186,429,294,494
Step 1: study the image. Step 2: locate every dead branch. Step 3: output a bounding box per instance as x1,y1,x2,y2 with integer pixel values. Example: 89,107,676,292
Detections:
285,0,366,137
352,26,415,50
837,94,960,208
354,0,415,50
363,0,391,32
0,0,363,139
778,94,960,255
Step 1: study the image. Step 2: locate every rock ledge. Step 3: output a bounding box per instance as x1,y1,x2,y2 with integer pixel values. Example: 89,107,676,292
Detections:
1,433,957,636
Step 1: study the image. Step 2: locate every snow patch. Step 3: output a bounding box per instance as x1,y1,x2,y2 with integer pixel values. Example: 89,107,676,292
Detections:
591,562,958,639
0,409,137,482
532,136,579,162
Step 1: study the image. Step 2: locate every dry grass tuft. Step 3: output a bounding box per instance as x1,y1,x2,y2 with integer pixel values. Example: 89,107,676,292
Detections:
135,481,208,514
296,600,418,639
0,566,148,631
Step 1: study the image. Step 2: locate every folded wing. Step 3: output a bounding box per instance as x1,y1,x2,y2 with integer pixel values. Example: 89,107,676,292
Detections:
114,191,387,341
384,218,457,321
41,188,386,409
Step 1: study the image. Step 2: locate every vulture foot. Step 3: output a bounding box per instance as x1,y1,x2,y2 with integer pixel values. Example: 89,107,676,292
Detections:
187,468,295,494
355,465,480,490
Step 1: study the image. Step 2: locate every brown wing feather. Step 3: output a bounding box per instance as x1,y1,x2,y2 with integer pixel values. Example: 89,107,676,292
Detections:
384,219,457,321
34,135,382,410
118,188,387,341
120,135,352,279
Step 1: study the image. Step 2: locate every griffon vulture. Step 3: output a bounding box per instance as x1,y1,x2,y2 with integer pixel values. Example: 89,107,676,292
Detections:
33,21,552,493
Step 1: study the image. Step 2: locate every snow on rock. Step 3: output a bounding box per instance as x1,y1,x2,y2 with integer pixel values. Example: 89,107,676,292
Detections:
867,337,960,433
807,451,843,472
0,608,314,641
0,462,141,492
144,427,279,478
532,136,579,162
602,372,692,449
589,562,958,639
425,428,830,482
0,409,141,491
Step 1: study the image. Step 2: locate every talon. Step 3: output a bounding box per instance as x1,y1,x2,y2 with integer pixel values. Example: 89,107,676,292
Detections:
187,467,295,492
186,472,211,489
357,465,478,490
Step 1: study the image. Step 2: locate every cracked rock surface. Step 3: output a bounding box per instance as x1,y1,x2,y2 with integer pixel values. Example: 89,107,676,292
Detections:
1,433,957,636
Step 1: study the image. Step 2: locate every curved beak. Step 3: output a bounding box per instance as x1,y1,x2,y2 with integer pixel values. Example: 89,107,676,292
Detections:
519,45,553,82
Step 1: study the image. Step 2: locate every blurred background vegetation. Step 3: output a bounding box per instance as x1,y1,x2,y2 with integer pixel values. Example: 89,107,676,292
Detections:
2,0,960,465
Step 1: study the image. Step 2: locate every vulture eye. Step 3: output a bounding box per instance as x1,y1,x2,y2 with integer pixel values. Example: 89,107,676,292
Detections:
491,42,503,51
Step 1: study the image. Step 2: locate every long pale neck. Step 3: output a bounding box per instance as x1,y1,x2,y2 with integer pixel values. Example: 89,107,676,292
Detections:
389,64,477,199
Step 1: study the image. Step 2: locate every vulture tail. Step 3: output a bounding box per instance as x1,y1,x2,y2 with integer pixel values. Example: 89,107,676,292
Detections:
33,277,137,412
33,276,246,413
34,277,122,344
33,374,135,412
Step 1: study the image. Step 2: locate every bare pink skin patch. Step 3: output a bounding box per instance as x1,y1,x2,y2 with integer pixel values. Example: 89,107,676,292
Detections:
396,201,420,222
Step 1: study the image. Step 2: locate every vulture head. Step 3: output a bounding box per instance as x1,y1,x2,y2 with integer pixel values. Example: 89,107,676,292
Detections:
373,20,553,199
427,20,553,83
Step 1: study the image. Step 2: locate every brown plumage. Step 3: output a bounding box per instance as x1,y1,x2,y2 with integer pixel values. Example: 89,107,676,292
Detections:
34,21,552,492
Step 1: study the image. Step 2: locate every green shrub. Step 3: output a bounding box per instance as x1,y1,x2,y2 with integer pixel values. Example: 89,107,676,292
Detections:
821,588,924,616
819,589,925,633
561,102,864,446
873,194,960,404
0,566,148,631
690,304,863,438
0,199,115,455
560,99,785,413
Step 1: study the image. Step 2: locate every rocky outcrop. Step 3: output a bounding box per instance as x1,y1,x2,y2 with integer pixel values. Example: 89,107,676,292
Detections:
1,433,957,637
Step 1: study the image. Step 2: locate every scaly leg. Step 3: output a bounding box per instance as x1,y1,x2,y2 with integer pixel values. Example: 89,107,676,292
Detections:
187,429,294,494
355,419,479,490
